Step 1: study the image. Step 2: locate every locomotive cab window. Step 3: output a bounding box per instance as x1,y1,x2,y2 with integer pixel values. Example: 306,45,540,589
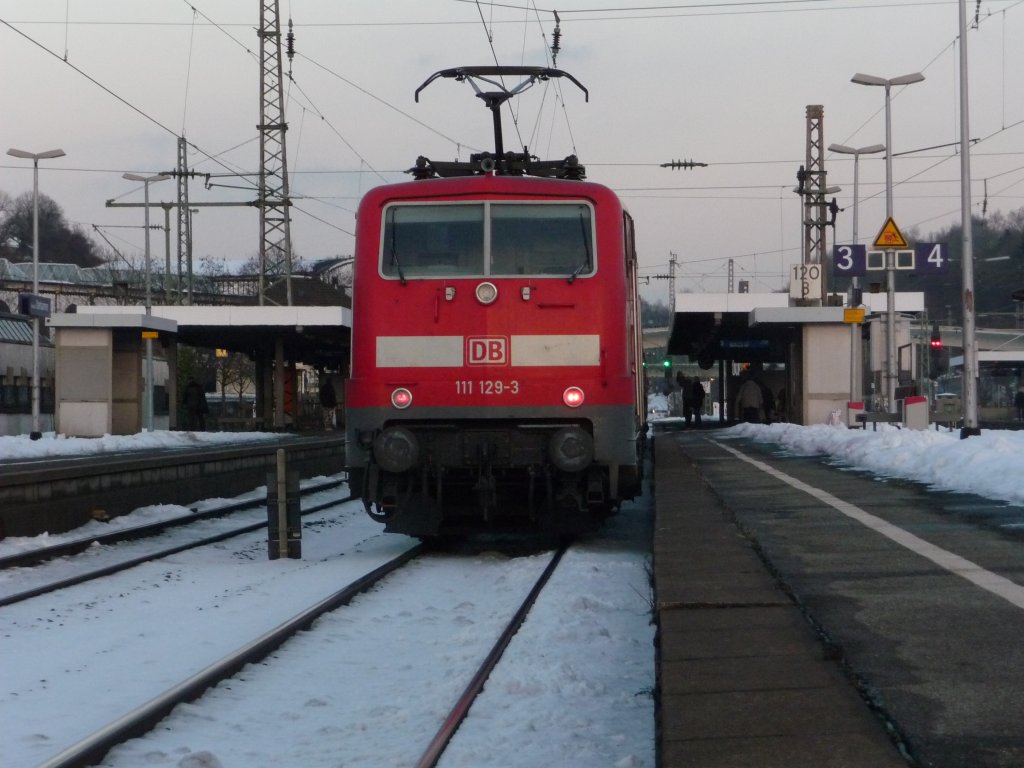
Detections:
382,204,484,278
490,204,594,277
380,201,595,280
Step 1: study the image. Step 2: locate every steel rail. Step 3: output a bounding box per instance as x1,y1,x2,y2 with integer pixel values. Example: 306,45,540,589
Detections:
0,476,345,570
414,543,569,768
0,488,353,608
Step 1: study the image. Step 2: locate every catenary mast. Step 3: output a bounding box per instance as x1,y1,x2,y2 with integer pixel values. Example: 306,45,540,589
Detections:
257,0,293,306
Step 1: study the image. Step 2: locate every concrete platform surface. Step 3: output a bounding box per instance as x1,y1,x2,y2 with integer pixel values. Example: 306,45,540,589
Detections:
653,432,908,767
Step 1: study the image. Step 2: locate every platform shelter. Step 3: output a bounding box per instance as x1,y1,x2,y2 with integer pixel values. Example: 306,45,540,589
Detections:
74,305,351,431
666,291,925,425
47,313,178,437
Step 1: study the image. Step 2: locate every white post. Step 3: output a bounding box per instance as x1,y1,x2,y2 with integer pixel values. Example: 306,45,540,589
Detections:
958,0,980,437
123,173,170,432
6,148,65,439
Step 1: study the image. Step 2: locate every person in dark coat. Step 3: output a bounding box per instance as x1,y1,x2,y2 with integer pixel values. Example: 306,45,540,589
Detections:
676,371,693,425
1015,386,1024,421
319,376,338,429
182,379,208,431
690,378,706,426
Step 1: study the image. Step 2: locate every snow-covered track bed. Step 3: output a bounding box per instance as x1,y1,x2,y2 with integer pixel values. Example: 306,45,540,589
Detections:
35,544,426,768
0,477,352,607
2,498,422,768
90,537,651,768
4,497,655,768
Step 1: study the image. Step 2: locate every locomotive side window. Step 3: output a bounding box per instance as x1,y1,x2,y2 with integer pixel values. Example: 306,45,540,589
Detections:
381,204,484,278
490,204,594,277
379,201,594,279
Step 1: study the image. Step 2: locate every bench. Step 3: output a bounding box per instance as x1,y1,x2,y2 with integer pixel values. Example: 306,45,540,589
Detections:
855,412,901,431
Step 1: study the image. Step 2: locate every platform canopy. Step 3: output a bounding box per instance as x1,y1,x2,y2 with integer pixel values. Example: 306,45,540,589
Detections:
73,305,351,369
667,292,925,368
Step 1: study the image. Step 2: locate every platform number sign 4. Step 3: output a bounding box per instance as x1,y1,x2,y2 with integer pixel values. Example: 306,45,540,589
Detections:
915,242,949,274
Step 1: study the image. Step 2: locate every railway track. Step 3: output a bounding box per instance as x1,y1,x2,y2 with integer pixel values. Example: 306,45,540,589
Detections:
35,544,427,768
34,543,570,768
0,476,351,608
415,544,567,768
0,434,345,539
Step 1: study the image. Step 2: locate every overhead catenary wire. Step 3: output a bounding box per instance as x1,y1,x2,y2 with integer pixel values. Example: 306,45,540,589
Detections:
181,6,198,136
472,0,529,155
5,1,1024,285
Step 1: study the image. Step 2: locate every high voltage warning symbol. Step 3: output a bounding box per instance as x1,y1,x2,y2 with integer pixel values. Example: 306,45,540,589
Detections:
873,217,909,249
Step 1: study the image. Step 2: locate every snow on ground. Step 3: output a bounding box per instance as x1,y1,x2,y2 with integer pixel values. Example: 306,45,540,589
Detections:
718,421,1024,507
6,418,1024,766
646,391,1024,508
0,430,280,462
1,431,655,768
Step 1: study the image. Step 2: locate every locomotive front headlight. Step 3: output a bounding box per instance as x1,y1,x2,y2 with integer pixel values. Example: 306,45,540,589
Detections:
391,387,413,409
475,281,498,305
373,426,419,473
562,386,585,408
548,426,594,472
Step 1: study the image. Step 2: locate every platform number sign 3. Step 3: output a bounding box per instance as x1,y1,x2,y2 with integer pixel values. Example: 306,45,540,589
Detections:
832,244,866,277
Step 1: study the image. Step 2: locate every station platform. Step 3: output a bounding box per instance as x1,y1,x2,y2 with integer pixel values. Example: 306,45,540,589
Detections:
652,430,907,767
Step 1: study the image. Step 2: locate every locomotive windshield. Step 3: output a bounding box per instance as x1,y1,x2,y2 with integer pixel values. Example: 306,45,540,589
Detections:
380,201,595,279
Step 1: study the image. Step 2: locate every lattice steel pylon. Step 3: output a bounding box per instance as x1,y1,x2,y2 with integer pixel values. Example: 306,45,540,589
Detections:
802,104,827,304
176,136,192,304
257,0,293,306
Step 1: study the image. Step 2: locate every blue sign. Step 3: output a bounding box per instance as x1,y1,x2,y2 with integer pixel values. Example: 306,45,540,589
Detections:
834,242,949,276
18,293,51,318
721,339,770,350
832,244,866,277
914,242,950,274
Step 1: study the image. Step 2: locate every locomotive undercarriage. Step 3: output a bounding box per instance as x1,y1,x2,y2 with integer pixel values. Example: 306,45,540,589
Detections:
357,420,617,537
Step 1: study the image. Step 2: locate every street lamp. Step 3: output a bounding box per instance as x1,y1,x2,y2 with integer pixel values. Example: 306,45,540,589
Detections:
827,143,885,249
123,172,171,432
6,147,65,440
829,142,885,405
851,71,924,412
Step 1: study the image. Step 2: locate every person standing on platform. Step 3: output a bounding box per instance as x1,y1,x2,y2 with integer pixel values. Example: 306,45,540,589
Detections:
690,378,706,426
735,371,763,424
1015,386,1024,421
676,371,693,425
182,378,208,431
319,375,338,429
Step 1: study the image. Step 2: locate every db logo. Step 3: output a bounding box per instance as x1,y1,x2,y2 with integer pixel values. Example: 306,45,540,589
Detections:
467,336,508,366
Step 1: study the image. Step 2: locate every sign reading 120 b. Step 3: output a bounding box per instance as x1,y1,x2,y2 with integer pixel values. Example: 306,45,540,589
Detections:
832,243,949,277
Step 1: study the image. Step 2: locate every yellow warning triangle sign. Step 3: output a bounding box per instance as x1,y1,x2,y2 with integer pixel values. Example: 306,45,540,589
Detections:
873,217,909,248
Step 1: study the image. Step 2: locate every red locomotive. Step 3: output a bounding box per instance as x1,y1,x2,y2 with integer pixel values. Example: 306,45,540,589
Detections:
345,67,646,536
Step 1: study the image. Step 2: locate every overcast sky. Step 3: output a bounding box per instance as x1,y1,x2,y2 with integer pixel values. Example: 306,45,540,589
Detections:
2,0,1022,304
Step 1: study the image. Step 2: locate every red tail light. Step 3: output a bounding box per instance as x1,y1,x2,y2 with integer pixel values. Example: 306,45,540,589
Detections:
562,386,584,408
391,388,413,409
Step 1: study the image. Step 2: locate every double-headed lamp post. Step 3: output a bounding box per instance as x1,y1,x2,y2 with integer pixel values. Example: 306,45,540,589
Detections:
123,172,171,432
828,142,885,404
851,71,924,411
6,147,66,440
